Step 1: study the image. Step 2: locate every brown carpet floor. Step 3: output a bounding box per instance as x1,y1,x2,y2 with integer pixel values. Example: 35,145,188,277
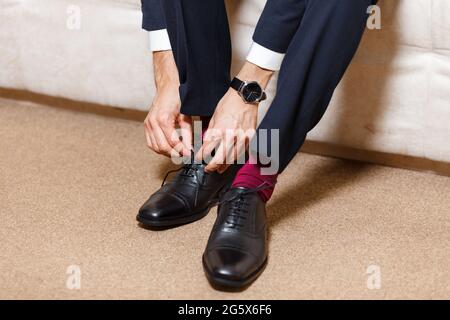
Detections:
0,97,449,300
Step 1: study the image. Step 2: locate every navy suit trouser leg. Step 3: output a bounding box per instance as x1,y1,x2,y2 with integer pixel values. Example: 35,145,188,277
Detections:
157,0,373,173
255,0,373,173
160,0,231,116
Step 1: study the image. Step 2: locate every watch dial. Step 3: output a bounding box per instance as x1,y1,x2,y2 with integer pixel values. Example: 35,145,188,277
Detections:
242,82,262,103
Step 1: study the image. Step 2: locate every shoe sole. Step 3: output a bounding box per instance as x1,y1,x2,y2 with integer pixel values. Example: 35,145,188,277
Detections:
202,255,268,289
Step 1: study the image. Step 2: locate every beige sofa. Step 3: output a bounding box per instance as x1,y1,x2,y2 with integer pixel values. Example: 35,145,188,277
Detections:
1,0,449,169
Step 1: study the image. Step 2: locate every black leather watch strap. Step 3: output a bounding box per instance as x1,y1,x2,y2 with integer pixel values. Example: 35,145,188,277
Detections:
230,77,244,92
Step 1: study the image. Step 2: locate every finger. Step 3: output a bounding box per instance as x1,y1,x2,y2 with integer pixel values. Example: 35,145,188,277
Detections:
196,126,223,161
148,121,161,154
204,141,225,173
160,122,180,149
178,115,193,156
217,135,237,173
145,119,160,153
144,122,153,149
170,141,185,160
151,119,176,157
205,134,235,172
217,163,231,174
235,132,248,165
149,132,160,154
203,125,219,143
195,139,221,163
213,138,236,173
217,150,232,173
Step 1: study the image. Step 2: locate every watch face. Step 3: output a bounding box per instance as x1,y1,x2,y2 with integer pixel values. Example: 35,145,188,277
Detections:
242,82,263,103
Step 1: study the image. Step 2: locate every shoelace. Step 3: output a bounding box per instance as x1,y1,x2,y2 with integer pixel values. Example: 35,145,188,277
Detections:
161,163,203,206
218,181,273,229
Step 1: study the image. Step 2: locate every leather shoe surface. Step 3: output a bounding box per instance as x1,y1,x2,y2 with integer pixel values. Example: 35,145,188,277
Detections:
137,163,239,227
202,187,268,288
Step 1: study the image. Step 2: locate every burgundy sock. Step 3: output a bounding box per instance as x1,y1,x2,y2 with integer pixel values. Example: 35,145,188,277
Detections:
231,160,278,202
201,116,277,201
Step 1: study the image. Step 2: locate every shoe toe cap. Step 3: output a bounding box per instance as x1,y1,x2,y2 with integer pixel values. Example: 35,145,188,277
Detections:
138,192,186,221
203,247,258,281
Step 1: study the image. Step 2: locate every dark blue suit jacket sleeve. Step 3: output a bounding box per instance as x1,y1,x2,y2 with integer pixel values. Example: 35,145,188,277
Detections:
253,0,306,53
141,0,166,31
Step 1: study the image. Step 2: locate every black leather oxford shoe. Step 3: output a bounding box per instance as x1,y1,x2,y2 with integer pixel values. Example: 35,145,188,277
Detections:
137,163,239,227
202,186,269,288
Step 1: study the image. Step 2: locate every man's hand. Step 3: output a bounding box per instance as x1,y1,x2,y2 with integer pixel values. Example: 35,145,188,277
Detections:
196,89,257,173
196,62,274,173
144,51,192,157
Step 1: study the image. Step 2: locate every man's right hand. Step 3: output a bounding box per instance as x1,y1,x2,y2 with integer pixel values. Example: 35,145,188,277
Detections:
144,50,193,157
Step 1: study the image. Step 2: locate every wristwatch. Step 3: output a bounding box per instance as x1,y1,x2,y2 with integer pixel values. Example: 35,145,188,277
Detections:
230,77,267,104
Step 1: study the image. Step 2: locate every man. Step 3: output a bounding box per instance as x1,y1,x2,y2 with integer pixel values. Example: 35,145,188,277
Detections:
138,0,376,288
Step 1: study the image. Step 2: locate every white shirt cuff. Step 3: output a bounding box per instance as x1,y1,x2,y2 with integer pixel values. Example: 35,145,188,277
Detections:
148,29,172,52
246,42,285,71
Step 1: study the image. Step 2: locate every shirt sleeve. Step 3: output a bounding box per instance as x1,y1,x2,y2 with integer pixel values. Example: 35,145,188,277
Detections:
148,29,172,52
246,41,285,71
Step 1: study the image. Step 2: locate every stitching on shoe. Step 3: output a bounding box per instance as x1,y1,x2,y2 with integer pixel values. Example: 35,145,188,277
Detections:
205,245,261,259
158,190,190,210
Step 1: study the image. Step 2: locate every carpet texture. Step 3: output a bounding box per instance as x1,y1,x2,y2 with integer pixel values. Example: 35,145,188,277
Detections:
0,98,449,299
